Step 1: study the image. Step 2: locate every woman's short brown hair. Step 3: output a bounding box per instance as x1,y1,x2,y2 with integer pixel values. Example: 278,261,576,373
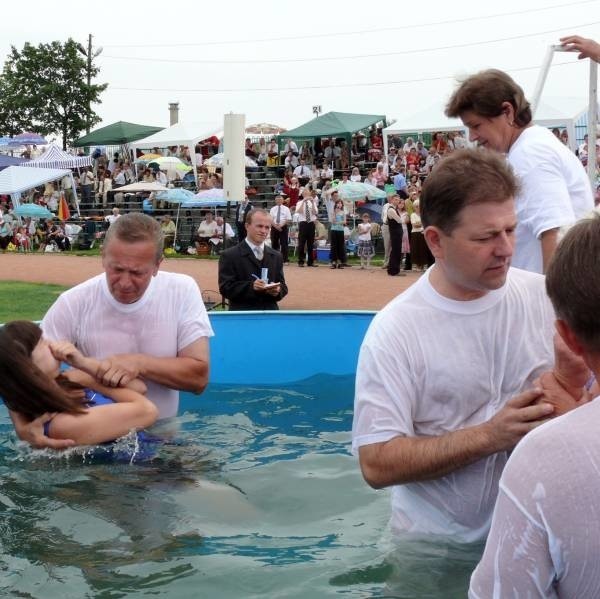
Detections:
420,149,519,234
546,215,600,354
445,69,532,128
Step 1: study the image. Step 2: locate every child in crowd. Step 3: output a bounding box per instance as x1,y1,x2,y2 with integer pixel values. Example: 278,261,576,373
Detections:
14,226,30,252
357,213,375,269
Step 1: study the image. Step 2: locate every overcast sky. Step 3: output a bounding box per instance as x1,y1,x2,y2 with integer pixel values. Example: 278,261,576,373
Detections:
1,0,598,133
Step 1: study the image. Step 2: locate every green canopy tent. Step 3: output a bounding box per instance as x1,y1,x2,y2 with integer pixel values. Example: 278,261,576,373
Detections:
276,111,386,166
73,121,164,147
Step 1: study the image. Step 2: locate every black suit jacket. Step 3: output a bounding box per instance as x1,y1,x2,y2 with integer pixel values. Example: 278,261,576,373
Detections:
218,241,288,310
235,202,253,226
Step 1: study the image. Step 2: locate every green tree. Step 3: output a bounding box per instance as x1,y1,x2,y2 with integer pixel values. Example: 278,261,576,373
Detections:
0,38,107,148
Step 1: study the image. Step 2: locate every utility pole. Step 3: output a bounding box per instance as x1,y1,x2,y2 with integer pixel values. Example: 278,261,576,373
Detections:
77,34,103,135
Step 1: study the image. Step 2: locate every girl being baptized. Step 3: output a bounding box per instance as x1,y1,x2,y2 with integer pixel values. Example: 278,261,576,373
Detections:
0,321,158,447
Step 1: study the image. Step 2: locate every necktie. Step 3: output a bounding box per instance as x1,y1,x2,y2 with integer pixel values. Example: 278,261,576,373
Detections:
276,205,281,224
254,246,263,261
305,200,311,221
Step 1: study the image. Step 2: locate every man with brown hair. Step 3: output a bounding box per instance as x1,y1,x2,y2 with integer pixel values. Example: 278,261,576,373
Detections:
353,149,557,543
470,215,600,597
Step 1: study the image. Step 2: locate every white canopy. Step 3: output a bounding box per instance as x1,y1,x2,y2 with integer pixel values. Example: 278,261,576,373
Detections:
23,143,93,169
0,165,78,216
131,122,221,183
0,165,71,195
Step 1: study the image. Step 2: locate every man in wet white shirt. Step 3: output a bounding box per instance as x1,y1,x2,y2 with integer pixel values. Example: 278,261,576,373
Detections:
353,149,556,543
470,215,600,598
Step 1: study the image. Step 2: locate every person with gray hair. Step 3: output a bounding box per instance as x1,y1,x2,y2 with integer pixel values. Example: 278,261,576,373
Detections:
9,213,214,449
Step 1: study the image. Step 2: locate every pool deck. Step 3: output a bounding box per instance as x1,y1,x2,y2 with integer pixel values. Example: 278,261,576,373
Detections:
0,253,421,310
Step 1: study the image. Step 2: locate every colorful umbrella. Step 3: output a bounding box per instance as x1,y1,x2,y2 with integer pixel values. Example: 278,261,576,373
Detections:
204,153,257,168
8,132,47,146
245,122,287,136
13,203,53,218
147,156,192,172
333,181,387,201
155,188,198,248
137,153,163,162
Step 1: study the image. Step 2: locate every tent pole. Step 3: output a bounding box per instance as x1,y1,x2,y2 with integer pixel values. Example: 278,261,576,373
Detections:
587,59,598,188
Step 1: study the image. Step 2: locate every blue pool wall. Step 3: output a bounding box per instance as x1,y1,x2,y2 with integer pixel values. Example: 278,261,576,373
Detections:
207,311,376,385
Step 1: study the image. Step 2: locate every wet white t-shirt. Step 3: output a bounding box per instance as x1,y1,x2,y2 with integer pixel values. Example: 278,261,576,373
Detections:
470,396,600,598
352,267,555,542
508,125,593,274
42,272,214,419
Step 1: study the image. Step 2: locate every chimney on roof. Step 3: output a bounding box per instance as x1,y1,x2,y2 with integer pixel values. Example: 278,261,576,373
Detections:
169,102,179,126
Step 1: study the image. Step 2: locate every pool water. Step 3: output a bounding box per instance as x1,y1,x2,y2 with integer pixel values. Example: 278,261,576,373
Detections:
0,374,480,597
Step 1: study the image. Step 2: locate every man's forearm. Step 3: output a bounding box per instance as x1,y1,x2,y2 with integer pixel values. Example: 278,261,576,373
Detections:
138,355,209,394
540,228,559,273
359,424,494,488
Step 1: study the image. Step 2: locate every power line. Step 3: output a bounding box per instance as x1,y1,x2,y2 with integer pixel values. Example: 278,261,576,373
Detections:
107,59,580,94
101,21,600,65
102,0,598,48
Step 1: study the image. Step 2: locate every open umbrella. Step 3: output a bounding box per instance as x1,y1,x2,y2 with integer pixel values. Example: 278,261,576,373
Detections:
137,153,163,162
246,123,287,136
155,188,197,248
8,132,47,146
148,156,192,172
195,188,224,199
204,153,257,168
333,181,387,201
14,204,53,219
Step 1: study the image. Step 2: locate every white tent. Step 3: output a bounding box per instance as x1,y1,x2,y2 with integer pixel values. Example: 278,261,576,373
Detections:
0,165,78,216
383,97,593,155
131,122,221,183
23,143,93,169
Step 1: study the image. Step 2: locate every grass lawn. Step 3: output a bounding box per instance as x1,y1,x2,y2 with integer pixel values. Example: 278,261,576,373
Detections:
0,281,69,323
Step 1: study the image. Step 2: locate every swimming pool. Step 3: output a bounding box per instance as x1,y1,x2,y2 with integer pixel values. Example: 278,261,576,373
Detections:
0,312,479,597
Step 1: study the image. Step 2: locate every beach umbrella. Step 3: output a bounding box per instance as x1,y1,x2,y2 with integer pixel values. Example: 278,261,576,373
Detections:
246,122,287,136
195,188,225,199
204,153,257,168
137,153,163,162
8,132,47,146
117,181,169,193
334,181,387,201
147,156,192,172
13,204,53,218
155,188,197,248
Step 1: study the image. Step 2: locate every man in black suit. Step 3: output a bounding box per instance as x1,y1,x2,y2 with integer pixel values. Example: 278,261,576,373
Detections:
219,209,288,310
235,197,253,242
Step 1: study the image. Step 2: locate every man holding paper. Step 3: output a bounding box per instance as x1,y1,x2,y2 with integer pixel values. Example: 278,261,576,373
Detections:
218,209,288,310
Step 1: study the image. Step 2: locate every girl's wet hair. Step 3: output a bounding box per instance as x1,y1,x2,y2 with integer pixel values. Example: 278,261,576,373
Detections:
0,321,85,419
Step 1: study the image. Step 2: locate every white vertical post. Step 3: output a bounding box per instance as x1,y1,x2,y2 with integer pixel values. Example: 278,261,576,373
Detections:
530,45,557,117
587,60,598,188
223,113,246,204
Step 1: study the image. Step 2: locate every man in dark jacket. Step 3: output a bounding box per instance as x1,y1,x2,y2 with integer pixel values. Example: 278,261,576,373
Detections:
219,209,288,310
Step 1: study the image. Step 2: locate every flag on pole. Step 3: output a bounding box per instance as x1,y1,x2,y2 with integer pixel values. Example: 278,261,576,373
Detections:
58,192,70,221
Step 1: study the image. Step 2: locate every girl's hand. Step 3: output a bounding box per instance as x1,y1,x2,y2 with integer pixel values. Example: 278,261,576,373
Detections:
50,341,85,368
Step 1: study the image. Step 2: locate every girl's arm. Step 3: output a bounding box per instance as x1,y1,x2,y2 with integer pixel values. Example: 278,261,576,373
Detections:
51,341,147,394
49,368,158,445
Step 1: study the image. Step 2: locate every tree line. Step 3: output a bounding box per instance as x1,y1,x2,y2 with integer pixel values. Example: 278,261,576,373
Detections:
0,38,107,149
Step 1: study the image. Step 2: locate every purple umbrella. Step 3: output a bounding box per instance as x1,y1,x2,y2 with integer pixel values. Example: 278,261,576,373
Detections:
8,132,47,146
